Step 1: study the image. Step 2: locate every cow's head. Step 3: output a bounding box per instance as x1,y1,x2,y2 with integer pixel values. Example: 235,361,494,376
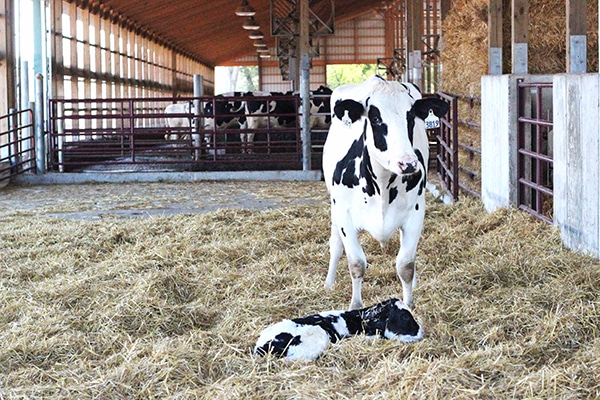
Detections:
333,90,448,177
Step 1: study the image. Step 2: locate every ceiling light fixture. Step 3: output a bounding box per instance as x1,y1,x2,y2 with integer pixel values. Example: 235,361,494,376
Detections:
256,47,270,53
248,30,264,40
242,16,260,30
253,39,267,47
259,53,271,58
235,0,256,17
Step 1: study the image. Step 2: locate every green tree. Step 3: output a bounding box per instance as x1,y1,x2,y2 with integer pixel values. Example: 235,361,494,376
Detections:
326,64,377,89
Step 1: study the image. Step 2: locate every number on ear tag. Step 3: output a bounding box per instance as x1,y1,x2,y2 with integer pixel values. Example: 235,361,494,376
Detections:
424,109,440,129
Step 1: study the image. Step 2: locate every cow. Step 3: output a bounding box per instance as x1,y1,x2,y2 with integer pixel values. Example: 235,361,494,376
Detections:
164,102,197,141
244,91,298,153
322,75,449,310
202,93,247,153
254,298,423,362
308,85,333,129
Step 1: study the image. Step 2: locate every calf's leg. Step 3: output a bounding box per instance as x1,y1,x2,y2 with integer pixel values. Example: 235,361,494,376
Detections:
396,207,425,309
324,223,344,289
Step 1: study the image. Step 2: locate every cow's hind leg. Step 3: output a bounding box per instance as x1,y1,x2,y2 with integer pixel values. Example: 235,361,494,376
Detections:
396,206,425,309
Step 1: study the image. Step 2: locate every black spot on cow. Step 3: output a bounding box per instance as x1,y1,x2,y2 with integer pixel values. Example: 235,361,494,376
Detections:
254,332,302,357
360,146,380,196
332,126,365,188
341,227,346,237
292,314,345,343
415,203,419,211
416,149,426,194
368,106,388,151
333,120,380,197
402,170,422,192
334,99,364,124
406,110,416,145
402,149,427,193
387,174,398,189
332,198,336,205
389,186,398,204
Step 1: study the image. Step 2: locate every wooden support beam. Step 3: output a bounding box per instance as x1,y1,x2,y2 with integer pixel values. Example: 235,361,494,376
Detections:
566,0,587,73
407,0,423,87
488,0,503,74
0,0,16,117
512,0,528,73
50,0,64,99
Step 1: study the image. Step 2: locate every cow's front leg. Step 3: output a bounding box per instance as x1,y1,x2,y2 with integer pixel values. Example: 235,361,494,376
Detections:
396,203,425,309
325,221,344,289
246,132,255,154
340,228,367,310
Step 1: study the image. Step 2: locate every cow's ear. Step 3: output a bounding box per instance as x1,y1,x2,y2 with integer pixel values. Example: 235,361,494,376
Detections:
334,99,364,125
410,98,449,120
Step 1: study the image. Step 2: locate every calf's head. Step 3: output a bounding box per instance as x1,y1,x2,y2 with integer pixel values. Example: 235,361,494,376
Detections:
361,298,424,342
333,93,449,176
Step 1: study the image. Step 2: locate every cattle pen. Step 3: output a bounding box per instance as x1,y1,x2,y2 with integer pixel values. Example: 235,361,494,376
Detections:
1,180,599,398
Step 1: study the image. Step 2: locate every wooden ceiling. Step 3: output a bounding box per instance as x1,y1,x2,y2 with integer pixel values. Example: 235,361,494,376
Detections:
96,0,391,67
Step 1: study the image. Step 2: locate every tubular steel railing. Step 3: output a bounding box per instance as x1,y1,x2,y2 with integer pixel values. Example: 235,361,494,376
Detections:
48,95,303,172
435,92,459,200
517,80,554,224
0,109,36,184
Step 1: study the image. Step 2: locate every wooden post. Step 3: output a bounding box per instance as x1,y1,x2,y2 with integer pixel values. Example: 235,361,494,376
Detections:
407,0,423,88
0,0,16,137
512,0,528,74
488,0,503,74
50,0,64,100
566,0,587,73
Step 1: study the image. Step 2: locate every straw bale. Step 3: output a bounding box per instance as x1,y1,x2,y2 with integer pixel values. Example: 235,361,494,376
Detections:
1,181,600,399
441,0,599,97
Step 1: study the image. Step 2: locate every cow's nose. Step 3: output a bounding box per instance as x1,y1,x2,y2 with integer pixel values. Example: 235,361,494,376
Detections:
398,159,418,174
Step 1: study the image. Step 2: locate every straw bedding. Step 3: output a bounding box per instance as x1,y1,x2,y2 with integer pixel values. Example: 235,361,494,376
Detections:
1,181,599,399
441,0,599,96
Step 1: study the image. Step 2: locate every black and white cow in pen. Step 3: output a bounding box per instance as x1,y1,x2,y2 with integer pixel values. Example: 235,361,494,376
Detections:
202,93,247,153
323,75,449,310
309,85,333,129
254,298,423,362
243,91,299,153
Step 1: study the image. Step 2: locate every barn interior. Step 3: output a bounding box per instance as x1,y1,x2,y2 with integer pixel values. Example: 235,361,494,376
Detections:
1,0,600,254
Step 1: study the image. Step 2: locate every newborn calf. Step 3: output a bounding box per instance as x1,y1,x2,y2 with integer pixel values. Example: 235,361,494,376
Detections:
254,298,423,361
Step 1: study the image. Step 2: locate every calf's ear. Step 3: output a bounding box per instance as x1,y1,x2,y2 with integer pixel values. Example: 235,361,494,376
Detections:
410,98,449,120
333,99,365,125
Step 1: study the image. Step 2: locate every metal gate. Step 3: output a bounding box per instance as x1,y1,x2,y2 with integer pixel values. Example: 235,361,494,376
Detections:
435,92,459,199
517,80,554,223
48,95,304,172
0,110,36,185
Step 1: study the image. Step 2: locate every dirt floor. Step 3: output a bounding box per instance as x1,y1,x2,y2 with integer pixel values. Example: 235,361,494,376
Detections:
0,180,329,220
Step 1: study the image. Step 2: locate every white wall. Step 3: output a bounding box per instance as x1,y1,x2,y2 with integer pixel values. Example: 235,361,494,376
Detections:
480,74,518,212
553,74,600,257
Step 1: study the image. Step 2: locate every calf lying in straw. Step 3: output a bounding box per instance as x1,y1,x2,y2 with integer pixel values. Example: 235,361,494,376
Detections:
254,298,423,361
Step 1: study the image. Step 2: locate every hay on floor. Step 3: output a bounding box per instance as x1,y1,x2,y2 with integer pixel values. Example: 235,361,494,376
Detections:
1,181,599,398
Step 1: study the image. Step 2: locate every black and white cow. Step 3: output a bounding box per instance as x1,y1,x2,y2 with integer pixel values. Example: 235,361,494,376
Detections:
254,298,423,362
243,91,298,152
322,75,449,310
202,93,247,152
309,85,333,129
